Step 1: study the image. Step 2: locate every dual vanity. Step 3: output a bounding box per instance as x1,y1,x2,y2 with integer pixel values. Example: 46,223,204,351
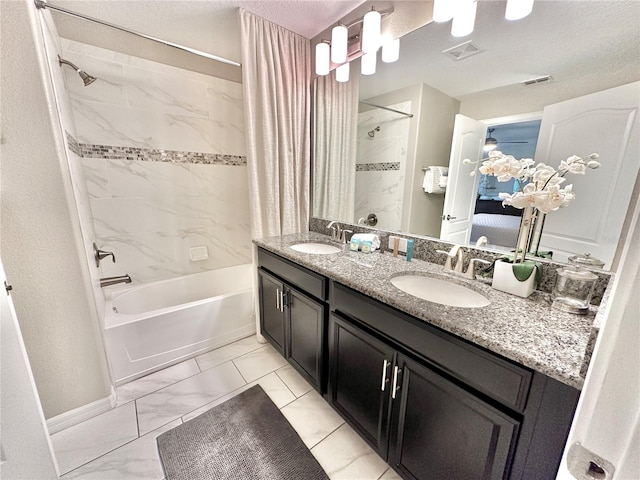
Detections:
254,231,602,480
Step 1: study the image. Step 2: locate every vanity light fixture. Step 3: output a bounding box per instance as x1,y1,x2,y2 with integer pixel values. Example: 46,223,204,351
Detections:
315,41,330,76
331,24,348,64
432,0,454,23
451,0,478,37
505,0,535,20
382,38,400,63
362,7,381,54
336,62,350,82
361,51,377,75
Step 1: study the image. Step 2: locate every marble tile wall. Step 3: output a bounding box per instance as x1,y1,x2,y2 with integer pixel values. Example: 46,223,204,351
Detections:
60,39,250,283
355,102,411,230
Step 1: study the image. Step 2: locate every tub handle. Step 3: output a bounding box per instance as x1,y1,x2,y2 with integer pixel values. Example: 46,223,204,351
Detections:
94,242,116,267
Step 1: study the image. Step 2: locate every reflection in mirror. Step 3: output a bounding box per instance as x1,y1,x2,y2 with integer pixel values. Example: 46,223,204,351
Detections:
312,1,640,270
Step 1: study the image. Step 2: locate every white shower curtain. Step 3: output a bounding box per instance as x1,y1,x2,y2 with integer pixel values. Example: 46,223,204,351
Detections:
239,8,311,239
313,72,359,222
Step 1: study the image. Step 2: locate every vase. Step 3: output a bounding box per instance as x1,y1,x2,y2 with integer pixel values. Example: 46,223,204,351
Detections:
491,259,538,298
514,206,537,263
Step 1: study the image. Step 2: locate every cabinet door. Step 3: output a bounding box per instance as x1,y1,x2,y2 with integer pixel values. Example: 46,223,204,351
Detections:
258,269,285,355
390,355,519,480
328,313,395,458
287,287,325,390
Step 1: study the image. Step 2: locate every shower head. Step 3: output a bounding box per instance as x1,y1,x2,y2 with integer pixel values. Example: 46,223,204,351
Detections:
58,55,97,86
368,126,381,138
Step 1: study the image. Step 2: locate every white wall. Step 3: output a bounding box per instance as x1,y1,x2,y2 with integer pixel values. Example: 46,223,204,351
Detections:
60,40,251,283
0,0,111,418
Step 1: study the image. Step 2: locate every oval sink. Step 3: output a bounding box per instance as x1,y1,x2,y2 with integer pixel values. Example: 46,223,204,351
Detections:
290,242,341,255
391,275,490,308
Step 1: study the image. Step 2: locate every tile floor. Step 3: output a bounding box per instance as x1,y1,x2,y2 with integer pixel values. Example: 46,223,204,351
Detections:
52,335,401,480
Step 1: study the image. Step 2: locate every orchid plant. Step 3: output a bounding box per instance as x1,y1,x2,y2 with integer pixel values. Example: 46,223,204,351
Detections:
467,151,601,262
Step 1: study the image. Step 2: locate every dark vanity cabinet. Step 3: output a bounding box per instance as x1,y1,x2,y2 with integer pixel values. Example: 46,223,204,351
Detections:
256,247,580,480
257,248,327,391
329,282,579,480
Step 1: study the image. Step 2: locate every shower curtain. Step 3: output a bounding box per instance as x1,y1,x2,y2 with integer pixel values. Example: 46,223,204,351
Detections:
238,8,311,239
313,73,359,222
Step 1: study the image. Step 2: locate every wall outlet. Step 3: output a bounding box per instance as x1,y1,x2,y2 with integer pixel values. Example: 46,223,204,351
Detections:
389,235,408,254
189,246,209,261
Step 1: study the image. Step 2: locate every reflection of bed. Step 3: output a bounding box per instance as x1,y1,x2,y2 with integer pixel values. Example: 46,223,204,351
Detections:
470,199,523,246
471,214,522,246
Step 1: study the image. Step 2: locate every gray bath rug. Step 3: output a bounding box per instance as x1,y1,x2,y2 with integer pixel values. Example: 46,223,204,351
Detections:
156,385,329,480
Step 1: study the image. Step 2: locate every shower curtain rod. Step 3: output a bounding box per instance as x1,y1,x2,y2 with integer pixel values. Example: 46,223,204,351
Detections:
359,102,413,118
34,0,242,68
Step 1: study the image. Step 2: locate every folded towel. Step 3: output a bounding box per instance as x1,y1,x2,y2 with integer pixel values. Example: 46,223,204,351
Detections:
423,166,447,194
350,233,380,251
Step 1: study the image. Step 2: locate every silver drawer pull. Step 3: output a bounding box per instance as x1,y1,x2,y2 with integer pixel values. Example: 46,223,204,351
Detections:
392,366,401,399
381,359,390,391
276,288,281,311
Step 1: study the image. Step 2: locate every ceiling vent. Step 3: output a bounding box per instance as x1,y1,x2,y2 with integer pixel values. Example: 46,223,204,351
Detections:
521,75,553,86
442,41,483,61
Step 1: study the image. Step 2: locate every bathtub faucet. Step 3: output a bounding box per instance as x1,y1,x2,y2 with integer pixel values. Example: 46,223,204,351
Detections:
100,275,132,287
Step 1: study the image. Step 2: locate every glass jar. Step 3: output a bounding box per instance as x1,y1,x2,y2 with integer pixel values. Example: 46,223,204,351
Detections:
552,266,598,314
568,253,605,269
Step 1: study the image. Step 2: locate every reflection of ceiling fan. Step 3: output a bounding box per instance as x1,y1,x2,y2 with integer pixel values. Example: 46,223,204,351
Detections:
484,128,529,151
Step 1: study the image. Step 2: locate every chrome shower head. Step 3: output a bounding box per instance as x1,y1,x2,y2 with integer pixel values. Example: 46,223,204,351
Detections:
368,126,381,138
58,55,97,86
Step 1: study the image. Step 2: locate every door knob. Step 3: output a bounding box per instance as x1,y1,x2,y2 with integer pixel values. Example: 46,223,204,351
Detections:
442,214,457,221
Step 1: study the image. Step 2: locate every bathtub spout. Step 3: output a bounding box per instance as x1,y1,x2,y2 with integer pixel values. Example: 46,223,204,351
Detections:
100,275,132,287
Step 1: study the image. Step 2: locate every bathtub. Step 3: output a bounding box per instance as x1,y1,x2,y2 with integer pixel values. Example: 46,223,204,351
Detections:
104,264,255,385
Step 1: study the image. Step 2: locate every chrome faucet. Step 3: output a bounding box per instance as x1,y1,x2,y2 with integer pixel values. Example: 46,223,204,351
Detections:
327,221,342,242
100,275,132,287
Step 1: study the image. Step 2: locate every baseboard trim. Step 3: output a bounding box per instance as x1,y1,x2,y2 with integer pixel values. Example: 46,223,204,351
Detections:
47,386,117,435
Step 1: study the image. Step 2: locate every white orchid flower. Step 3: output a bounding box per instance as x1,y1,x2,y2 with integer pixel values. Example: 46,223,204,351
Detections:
532,164,557,184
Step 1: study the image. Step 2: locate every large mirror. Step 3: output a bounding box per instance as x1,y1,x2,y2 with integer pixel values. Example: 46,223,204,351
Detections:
313,0,640,270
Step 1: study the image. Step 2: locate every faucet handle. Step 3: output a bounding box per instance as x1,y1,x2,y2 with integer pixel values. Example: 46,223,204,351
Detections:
93,242,116,267
465,258,492,279
340,229,353,243
436,249,455,271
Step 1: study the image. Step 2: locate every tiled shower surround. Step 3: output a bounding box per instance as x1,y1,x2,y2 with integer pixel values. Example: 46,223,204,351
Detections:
61,39,250,284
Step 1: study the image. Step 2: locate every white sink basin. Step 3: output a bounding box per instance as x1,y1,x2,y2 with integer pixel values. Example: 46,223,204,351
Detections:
391,275,490,308
290,242,341,255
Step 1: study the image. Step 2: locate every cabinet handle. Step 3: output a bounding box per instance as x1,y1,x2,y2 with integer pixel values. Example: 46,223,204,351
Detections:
280,290,286,311
381,359,390,391
276,288,281,312
392,365,401,399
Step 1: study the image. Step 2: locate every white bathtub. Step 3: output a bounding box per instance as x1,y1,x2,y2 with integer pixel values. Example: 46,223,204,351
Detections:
104,264,255,385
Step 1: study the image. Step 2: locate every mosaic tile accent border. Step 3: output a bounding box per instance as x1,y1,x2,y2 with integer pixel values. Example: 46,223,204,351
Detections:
356,162,400,172
65,132,246,166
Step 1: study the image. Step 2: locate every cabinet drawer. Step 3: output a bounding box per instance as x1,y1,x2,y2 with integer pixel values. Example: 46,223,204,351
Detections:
258,248,328,301
331,282,532,412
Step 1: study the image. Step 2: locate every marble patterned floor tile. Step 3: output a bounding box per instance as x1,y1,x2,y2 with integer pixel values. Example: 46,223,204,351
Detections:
280,390,344,449
181,371,296,422
378,467,403,480
311,423,388,480
136,361,246,436
51,402,138,475
232,344,288,383
195,335,263,371
61,419,181,479
275,364,314,398
116,359,200,406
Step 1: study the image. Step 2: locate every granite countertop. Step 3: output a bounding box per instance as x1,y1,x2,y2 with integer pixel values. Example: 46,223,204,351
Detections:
255,232,607,390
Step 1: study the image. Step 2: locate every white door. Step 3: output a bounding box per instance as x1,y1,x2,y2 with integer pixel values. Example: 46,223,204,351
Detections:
0,259,58,479
534,81,640,268
440,114,486,244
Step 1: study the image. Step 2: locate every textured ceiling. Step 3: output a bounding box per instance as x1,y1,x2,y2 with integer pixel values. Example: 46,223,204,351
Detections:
49,0,639,101
360,0,640,100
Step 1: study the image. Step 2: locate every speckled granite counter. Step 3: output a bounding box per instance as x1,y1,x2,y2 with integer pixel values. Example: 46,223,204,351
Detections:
255,232,608,390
